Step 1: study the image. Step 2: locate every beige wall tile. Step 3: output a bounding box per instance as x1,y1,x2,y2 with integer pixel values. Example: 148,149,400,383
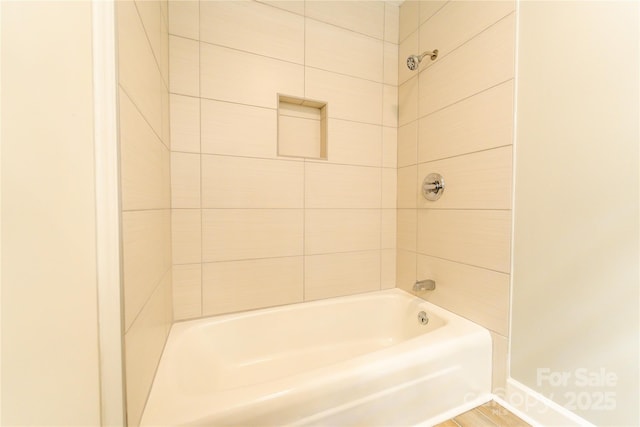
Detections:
305,163,381,208
419,1,514,71
397,121,418,167
417,209,512,273
396,249,417,292
202,257,303,315
257,0,304,15
398,75,418,126
382,84,398,127
419,1,446,24
201,155,304,208
306,19,383,82
419,80,514,162
418,14,516,117
200,43,304,109
172,209,201,265
384,42,399,86
381,209,397,249
124,272,171,426
200,1,304,64
382,168,397,209
417,146,513,210
384,2,399,43
118,0,164,136
202,209,303,262
172,263,201,320
200,99,277,159
381,248,397,289
170,94,200,153
397,209,417,252
168,0,199,39
305,67,382,125
305,251,381,301
398,29,419,85
122,210,171,331
491,332,509,392
325,119,381,167
416,255,509,335
169,35,199,96
119,91,170,211
399,0,419,42
171,152,200,208
397,165,417,208
382,126,397,168
305,1,385,40
305,209,380,254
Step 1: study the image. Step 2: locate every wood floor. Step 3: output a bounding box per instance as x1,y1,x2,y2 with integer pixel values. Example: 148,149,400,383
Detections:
434,401,531,427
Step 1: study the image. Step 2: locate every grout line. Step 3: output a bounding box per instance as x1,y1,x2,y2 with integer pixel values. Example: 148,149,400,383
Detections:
193,35,388,86
197,151,385,169
413,9,421,286
123,266,172,335
172,91,388,128
414,207,512,212
119,84,169,152
132,1,169,91
198,0,203,319
172,148,399,170
379,3,387,291
255,0,388,43
413,252,511,276
398,0,450,46
175,249,385,267
302,0,307,303
399,143,514,167
417,78,515,121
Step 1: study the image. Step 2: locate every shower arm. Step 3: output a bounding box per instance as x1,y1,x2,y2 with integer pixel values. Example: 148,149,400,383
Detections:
418,50,439,61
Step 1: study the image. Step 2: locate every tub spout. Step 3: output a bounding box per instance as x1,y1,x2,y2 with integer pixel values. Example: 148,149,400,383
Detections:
413,279,436,292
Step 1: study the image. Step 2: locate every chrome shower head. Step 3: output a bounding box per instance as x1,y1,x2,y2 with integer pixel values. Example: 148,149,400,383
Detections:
406,49,439,70
407,55,420,71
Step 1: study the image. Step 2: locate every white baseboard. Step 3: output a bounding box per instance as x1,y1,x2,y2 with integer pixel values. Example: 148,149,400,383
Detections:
498,378,596,427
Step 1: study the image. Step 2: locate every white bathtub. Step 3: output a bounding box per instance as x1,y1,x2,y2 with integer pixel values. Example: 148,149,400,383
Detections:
140,289,492,426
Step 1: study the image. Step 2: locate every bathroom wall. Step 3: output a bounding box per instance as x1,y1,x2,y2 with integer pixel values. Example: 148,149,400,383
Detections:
511,1,639,425
168,0,399,320
1,2,102,424
396,0,515,390
116,1,173,426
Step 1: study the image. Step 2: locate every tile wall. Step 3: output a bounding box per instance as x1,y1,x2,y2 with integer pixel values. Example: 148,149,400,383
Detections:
396,0,516,391
116,1,173,426
169,0,399,320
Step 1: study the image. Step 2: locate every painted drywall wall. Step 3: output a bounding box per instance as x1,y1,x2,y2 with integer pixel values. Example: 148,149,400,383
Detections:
511,1,639,425
1,2,102,424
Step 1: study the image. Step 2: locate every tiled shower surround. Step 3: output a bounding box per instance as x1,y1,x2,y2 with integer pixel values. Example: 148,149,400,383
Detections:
396,1,515,391
118,1,516,425
168,1,400,320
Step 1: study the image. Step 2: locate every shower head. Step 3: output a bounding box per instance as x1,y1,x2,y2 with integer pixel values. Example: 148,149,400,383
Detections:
406,49,439,70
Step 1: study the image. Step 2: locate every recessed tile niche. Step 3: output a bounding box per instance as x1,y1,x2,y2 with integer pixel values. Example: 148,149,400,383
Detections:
277,94,328,159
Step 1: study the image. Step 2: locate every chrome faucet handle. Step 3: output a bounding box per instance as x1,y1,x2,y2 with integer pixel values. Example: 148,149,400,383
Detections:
413,279,436,292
